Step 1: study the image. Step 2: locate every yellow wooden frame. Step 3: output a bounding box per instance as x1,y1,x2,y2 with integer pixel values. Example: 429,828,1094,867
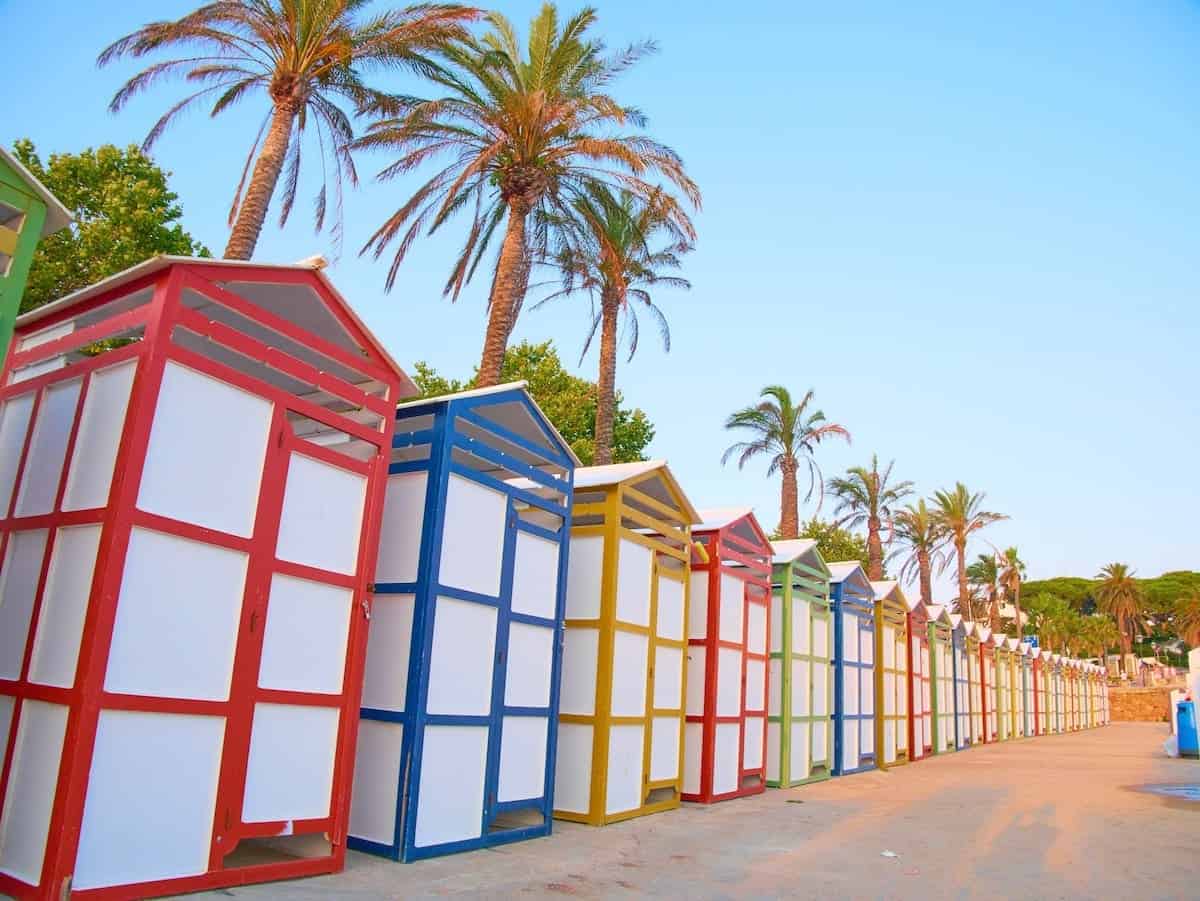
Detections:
873,583,909,769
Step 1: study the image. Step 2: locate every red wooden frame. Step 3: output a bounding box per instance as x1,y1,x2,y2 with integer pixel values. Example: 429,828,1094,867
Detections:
0,260,404,900
906,602,932,762
683,510,772,804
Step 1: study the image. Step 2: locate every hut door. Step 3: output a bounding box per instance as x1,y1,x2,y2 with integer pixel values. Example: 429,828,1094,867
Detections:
642,549,687,806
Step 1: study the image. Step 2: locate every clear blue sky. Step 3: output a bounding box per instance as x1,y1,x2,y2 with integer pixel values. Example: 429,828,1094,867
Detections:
3,0,1197,599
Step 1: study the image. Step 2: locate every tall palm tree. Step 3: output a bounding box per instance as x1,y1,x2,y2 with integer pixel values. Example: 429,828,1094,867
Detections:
358,3,700,386
99,0,478,260
539,186,691,465
1094,563,1143,669
933,483,1007,628
966,553,1001,631
721,386,850,539
1175,589,1200,647
826,455,913,580
998,546,1026,637
888,499,948,606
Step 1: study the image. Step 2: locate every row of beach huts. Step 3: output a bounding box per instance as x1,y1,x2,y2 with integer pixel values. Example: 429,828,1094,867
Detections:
0,258,1108,900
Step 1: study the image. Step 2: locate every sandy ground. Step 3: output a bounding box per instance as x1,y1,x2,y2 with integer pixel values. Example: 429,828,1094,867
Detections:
193,722,1199,900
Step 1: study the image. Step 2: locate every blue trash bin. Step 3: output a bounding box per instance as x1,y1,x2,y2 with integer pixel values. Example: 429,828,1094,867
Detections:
1177,701,1199,759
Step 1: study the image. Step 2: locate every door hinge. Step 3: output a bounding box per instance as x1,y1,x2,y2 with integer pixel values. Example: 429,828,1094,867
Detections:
361,597,371,621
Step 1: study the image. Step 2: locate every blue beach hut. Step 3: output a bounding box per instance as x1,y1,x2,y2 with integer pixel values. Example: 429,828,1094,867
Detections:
829,562,877,776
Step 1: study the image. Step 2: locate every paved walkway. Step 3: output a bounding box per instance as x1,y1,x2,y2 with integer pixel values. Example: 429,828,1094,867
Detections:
196,723,1199,900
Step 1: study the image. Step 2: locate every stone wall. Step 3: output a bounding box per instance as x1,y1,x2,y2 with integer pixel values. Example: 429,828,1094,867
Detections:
1109,687,1174,722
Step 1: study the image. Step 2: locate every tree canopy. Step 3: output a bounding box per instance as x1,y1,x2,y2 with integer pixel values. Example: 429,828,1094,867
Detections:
13,140,209,311
410,339,655,465
783,517,873,573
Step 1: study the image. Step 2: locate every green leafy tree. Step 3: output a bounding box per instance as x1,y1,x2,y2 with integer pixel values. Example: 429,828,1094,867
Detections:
932,483,1007,628
784,517,872,572
1023,591,1072,652
1095,562,1143,667
826,454,913,580
888,499,948,607
411,339,653,464
12,140,209,310
1174,588,1200,647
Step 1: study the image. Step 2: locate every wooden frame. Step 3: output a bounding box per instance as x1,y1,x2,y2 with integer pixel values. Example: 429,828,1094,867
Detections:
829,563,876,776
977,625,996,744
949,614,973,750
1019,643,1036,738
927,606,955,754
871,580,909,769
766,540,833,788
906,599,932,761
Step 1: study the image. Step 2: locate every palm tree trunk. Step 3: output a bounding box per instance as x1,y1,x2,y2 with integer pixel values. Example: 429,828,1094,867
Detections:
224,103,294,261
593,289,620,466
866,515,883,580
917,547,932,606
779,458,800,539
956,536,968,615
1013,580,1022,640
478,202,528,386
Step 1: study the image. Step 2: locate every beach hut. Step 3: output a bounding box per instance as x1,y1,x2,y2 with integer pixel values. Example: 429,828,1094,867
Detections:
1066,660,1080,731
348,383,577,861
963,620,984,746
1100,667,1111,725
829,563,876,776
1052,654,1067,734
928,605,955,754
1032,648,1047,737
1041,651,1057,735
906,599,932,761
949,615,972,749
992,633,1013,741
1005,638,1024,738
682,508,772,804
1019,642,1035,738
871,580,909,769
978,626,997,743
0,257,411,898
1087,665,1099,728
553,461,699,826
767,539,834,787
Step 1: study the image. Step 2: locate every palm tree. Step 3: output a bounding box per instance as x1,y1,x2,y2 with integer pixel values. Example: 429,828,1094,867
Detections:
1175,589,1200,647
966,553,1001,631
1024,591,1070,652
888,499,948,606
998,546,1027,637
357,4,701,386
539,186,691,465
1095,563,1143,670
933,483,1007,629
99,0,478,260
1080,615,1121,661
721,386,850,539
827,455,914,580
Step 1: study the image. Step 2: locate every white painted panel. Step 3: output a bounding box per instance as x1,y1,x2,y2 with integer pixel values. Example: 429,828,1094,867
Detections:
768,659,782,717
841,724,858,772
106,528,247,701
258,573,351,695
884,673,895,716
812,662,828,716
0,700,68,885
512,531,560,620
861,670,874,715
29,524,101,688
565,536,603,620
0,530,47,680
559,627,598,716
439,474,506,597
649,715,680,781
812,615,829,658
375,471,427,584
615,539,652,627
745,659,766,711
656,575,684,641
414,725,487,847
505,622,554,708
0,696,10,775
746,603,767,656
743,716,764,769
610,631,648,717
242,703,339,822
361,593,415,712
553,724,593,814
62,360,136,512
498,716,548,802
861,719,875,755
810,720,827,764
792,658,810,716
769,592,783,653
277,453,366,576
765,722,781,783
605,725,644,815
717,573,744,644
427,596,497,716
138,362,271,538
860,626,874,665
842,664,859,715
74,711,223,890
652,645,683,711
792,599,810,655
15,378,81,517
841,613,858,663
713,723,740,795
688,572,709,638
349,720,403,845
716,647,742,718
882,626,895,669
683,722,702,795
884,719,895,764
686,647,707,717
791,722,810,780
0,392,35,515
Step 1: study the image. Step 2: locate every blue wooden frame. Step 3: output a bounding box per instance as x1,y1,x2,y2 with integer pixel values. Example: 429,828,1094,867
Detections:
351,387,575,862
830,567,876,776
951,621,972,750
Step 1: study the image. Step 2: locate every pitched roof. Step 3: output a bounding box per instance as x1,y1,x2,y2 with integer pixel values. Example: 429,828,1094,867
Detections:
694,507,753,532
771,538,818,564
572,460,701,524
0,145,72,235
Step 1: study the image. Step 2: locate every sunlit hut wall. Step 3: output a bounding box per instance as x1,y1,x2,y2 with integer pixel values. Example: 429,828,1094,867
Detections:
0,256,409,899
1087,664,1100,728
1051,654,1067,734
682,508,771,804
1043,651,1060,735
766,539,834,788
949,614,973,750
828,563,876,776
554,461,699,826
992,634,1013,741
1033,648,1048,737
1020,642,1036,738
963,621,984,746
348,383,577,862
870,580,909,769
927,605,955,754
977,625,997,743
906,598,932,762
1006,638,1024,738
